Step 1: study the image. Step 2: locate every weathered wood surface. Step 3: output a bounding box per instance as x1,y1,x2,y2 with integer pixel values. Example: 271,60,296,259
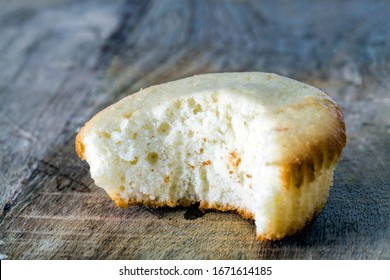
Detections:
0,0,389,259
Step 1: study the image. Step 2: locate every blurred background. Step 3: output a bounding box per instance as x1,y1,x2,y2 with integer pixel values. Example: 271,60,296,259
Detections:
0,0,389,259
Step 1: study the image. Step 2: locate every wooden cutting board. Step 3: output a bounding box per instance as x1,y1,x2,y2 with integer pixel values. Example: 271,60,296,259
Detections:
0,0,389,259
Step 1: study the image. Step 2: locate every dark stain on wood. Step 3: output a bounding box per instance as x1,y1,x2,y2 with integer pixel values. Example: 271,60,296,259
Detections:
184,203,205,220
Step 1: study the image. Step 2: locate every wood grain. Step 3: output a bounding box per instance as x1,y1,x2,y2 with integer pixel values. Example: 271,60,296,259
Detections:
0,0,389,259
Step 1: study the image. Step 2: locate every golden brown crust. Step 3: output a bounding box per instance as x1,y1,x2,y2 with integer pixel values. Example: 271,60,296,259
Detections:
111,195,197,209
199,201,255,220
111,195,255,220
75,127,86,160
279,98,346,190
